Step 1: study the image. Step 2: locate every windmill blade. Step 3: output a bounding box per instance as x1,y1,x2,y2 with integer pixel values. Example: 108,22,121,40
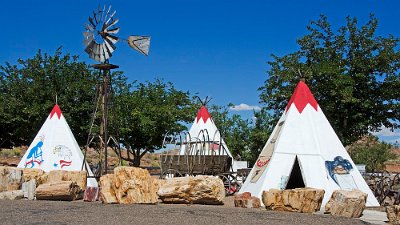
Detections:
105,19,119,30
128,35,151,56
85,40,96,54
99,44,105,62
101,43,110,60
101,5,106,22
109,10,116,20
105,10,116,25
93,11,98,25
88,16,96,28
105,27,120,34
83,32,94,46
105,33,119,44
106,5,111,17
104,38,116,54
93,43,101,55
85,23,94,31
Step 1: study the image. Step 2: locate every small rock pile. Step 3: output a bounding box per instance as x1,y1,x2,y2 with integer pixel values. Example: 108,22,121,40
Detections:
0,166,87,201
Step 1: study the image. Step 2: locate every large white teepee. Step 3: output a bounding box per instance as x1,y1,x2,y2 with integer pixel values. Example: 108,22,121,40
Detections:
239,81,379,207
179,105,240,170
18,104,98,187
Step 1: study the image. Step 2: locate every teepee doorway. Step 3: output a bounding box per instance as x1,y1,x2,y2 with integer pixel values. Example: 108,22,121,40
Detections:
285,156,305,189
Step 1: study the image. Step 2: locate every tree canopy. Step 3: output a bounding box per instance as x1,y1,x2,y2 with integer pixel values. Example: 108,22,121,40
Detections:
259,15,400,145
114,79,196,166
209,106,273,165
0,48,97,147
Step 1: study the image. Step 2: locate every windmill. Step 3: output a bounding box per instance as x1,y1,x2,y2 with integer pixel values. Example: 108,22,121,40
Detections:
83,5,150,176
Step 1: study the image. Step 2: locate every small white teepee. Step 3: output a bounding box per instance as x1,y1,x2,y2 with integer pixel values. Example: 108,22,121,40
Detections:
17,104,98,187
239,81,379,207
180,105,241,170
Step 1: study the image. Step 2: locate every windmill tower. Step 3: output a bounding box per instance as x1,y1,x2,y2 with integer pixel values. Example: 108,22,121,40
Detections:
83,5,151,175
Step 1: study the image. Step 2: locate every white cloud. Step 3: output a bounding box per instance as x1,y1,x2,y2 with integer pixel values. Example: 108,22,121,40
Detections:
371,126,400,138
230,103,261,111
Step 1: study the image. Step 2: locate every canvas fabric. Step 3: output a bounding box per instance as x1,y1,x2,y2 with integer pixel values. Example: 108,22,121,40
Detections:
17,105,98,187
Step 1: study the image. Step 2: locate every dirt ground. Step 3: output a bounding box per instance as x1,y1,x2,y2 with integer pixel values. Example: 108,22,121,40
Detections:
0,199,371,225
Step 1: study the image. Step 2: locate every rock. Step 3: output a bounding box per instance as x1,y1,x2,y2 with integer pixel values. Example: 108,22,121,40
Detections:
262,188,325,213
113,166,159,204
234,192,261,208
22,168,47,186
158,175,225,205
0,190,24,200
36,181,82,201
386,205,400,225
0,166,23,191
47,170,87,190
22,179,36,200
84,186,99,202
99,174,118,204
325,190,367,218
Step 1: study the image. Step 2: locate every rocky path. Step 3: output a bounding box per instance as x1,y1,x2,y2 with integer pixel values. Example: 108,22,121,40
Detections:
0,199,370,225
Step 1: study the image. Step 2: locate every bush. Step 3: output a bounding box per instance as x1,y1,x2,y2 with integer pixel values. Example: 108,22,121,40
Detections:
348,136,396,172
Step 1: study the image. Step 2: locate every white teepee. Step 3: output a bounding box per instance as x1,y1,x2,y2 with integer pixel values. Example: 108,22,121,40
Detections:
18,104,98,187
179,105,241,170
239,81,379,207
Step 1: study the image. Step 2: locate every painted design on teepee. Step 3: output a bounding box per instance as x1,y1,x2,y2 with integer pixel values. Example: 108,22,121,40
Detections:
285,81,318,113
325,156,353,186
196,106,212,123
250,121,285,183
53,145,73,168
24,135,45,168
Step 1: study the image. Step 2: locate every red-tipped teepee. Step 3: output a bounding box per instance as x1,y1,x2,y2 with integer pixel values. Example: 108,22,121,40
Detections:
239,81,379,207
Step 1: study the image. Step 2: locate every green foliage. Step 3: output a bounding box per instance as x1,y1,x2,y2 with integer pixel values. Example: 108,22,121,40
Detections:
0,147,24,157
113,79,196,166
259,15,400,145
0,48,97,146
348,136,396,172
209,106,273,165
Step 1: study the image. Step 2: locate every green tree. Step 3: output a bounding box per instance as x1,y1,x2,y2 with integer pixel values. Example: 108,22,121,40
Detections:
0,48,97,147
209,106,273,165
348,136,396,172
114,79,196,167
259,15,400,145
209,105,251,159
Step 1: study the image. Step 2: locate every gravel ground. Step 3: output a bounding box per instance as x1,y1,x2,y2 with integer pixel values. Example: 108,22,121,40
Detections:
0,199,370,225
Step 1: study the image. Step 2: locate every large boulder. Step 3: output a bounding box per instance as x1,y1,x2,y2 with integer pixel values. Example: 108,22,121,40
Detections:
158,175,225,205
99,174,118,204
0,166,23,191
113,166,159,204
386,205,400,225
36,181,82,201
325,190,367,218
262,188,325,213
0,190,24,200
234,192,261,208
47,170,87,190
22,168,47,186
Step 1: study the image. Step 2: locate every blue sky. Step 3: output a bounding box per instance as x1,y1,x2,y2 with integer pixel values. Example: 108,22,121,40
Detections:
0,0,399,144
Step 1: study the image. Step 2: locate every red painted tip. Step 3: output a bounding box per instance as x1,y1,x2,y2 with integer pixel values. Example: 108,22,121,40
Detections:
196,106,212,123
285,81,318,113
49,104,63,119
